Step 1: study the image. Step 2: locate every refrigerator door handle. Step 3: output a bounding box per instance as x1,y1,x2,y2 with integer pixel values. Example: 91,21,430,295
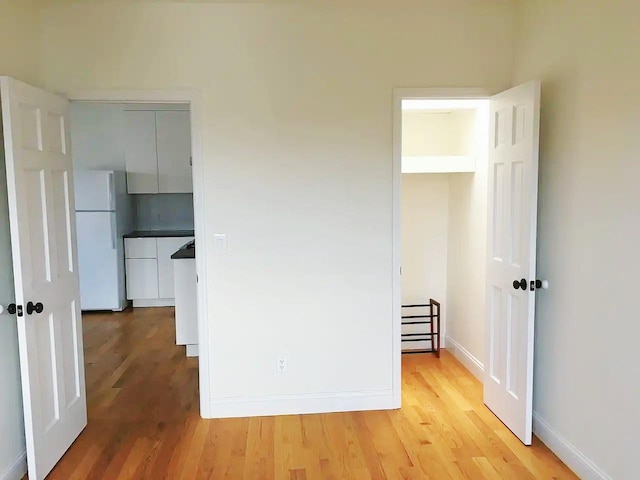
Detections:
107,172,114,211
110,213,117,250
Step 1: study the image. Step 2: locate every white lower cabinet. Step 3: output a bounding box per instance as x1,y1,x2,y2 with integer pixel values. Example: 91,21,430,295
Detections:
157,237,191,299
125,236,193,306
125,259,159,299
174,258,198,356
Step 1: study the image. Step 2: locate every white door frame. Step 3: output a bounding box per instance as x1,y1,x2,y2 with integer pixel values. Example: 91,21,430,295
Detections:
63,89,211,418
391,87,492,406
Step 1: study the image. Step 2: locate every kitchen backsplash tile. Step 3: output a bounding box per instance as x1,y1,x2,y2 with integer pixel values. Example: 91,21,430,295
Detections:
133,194,194,231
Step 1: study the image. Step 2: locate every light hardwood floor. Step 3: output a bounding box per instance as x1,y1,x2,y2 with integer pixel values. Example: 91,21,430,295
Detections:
36,307,577,479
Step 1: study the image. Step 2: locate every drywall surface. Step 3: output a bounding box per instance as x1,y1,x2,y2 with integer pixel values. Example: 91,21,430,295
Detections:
40,0,515,412
401,174,449,344
445,105,488,368
513,1,638,478
0,0,39,475
0,0,41,85
0,119,26,480
402,109,476,156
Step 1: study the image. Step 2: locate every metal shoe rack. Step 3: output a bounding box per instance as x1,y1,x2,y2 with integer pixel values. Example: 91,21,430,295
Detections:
401,298,440,357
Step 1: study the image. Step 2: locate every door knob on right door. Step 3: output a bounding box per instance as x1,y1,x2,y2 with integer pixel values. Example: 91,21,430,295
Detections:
530,279,549,291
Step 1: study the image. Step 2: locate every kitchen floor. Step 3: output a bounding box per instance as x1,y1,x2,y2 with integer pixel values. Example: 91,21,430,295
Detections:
37,308,576,479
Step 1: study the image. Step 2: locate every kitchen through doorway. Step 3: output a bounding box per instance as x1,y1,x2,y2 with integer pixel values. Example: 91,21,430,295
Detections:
67,93,209,417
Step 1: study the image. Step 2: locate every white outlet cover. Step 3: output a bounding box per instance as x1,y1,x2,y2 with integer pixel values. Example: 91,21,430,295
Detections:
277,355,287,373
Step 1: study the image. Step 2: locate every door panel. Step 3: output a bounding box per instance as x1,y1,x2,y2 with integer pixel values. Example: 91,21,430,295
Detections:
52,170,73,274
1,76,87,480
484,81,540,445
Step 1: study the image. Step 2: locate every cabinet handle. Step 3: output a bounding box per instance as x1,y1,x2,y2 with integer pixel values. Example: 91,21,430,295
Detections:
189,156,192,166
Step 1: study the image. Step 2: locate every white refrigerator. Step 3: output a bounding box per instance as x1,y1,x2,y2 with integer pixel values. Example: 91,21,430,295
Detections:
74,170,133,311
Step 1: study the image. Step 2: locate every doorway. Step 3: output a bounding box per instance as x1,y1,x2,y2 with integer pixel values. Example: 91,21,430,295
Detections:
392,84,542,446
398,97,490,364
0,79,211,479
65,90,211,421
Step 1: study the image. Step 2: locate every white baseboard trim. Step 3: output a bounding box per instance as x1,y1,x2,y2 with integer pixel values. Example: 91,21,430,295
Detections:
444,335,484,381
0,451,27,480
443,336,609,480
533,412,611,480
132,299,175,308
208,390,394,419
185,344,199,357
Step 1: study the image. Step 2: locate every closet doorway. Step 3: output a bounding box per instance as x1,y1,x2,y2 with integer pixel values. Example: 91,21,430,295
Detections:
393,83,542,446
399,97,490,362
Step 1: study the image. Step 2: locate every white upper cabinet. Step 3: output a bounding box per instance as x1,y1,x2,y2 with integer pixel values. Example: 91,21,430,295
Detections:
124,109,192,194
124,111,159,193
156,111,192,193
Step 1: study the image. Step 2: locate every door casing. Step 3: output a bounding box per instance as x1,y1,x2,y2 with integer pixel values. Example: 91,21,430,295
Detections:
65,89,211,418
391,87,492,406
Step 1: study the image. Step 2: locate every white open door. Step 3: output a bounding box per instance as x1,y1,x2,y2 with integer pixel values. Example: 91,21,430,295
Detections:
484,81,541,445
1,77,87,479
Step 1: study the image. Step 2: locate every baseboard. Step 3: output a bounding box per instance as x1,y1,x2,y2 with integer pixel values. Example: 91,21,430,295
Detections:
444,335,484,381
132,299,175,308
533,412,611,480
0,451,27,480
207,390,394,419
443,336,609,479
185,344,199,357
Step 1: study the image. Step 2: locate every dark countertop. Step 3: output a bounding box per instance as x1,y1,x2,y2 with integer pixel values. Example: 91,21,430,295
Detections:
124,230,195,239
171,240,195,260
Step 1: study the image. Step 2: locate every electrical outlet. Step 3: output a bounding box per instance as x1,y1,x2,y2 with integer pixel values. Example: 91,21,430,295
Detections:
277,355,287,374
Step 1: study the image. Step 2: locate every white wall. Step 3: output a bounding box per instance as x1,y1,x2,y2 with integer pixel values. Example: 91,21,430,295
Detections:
402,109,476,156
514,1,638,478
39,1,515,413
0,0,41,86
0,121,26,480
401,174,449,345
445,105,488,376
0,1,39,477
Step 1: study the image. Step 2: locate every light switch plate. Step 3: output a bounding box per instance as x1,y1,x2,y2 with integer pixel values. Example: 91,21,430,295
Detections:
213,233,228,253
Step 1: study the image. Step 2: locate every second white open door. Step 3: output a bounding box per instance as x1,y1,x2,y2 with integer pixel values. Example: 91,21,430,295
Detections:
1,76,87,480
484,80,541,445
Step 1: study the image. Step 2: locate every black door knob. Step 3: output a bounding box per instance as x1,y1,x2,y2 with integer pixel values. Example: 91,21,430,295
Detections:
26,302,44,315
513,279,527,290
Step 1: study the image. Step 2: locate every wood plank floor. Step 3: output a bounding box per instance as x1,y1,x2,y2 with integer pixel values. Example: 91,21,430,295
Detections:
37,307,577,479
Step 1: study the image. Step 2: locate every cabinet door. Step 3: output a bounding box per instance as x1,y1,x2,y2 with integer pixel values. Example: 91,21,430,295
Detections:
125,259,159,299
156,111,192,193
157,237,194,299
124,237,157,259
124,110,159,194
174,258,198,345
